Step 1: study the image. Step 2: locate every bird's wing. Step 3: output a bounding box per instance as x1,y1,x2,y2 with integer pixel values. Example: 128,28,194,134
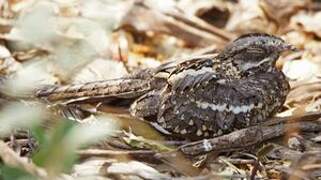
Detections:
164,55,219,92
154,54,217,75
155,66,229,139
155,72,257,139
167,66,218,92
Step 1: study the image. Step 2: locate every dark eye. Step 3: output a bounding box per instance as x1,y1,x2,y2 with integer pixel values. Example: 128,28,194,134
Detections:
246,47,265,54
242,47,266,61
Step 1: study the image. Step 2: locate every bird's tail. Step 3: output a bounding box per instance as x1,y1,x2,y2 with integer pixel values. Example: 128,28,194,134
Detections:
36,78,151,104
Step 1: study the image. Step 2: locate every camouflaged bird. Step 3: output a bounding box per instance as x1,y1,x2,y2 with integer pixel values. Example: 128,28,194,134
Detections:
36,33,296,140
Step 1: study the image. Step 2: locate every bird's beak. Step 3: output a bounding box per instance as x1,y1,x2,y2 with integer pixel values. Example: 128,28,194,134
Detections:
283,44,298,52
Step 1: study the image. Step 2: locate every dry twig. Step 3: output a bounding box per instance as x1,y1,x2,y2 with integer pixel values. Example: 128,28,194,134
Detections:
179,112,321,155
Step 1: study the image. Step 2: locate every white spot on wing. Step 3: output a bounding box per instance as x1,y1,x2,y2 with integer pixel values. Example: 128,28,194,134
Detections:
180,129,187,134
195,101,227,112
195,100,257,114
197,129,203,136
157,117,165,123
202,125,207,131
174,126,180,133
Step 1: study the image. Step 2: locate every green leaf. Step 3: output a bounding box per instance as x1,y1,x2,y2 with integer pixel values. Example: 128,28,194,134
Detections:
32,120,77,174
0,164,36,180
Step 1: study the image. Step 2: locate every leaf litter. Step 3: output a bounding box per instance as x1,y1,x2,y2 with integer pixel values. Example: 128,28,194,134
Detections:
0,0,321,179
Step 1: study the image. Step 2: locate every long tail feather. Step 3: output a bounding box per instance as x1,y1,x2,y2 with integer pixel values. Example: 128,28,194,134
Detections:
36,78,151,103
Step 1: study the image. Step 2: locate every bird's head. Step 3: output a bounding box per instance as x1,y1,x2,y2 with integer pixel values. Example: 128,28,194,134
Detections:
218,33,297,73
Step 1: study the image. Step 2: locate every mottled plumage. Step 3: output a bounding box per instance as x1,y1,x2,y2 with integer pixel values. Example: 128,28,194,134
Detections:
36,33,295,140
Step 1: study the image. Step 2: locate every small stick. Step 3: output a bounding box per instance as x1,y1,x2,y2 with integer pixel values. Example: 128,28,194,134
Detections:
179,112,321,156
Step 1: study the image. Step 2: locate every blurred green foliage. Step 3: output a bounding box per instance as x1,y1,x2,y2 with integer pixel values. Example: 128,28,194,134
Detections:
32,120,78,175
0,164,36,180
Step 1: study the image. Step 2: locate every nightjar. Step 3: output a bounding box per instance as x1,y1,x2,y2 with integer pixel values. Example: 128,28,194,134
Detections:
36,33,296,140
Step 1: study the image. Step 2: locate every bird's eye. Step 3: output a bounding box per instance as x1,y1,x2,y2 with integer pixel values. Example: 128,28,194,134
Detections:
243,47,266,62
246,47,265,54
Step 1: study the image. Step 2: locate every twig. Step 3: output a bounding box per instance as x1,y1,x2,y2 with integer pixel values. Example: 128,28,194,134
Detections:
179,112,321,155
165,11,235,41
172,172,262,180
222,158,256,165
77,149,155,157
120,1,229,47
77,149,163,165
